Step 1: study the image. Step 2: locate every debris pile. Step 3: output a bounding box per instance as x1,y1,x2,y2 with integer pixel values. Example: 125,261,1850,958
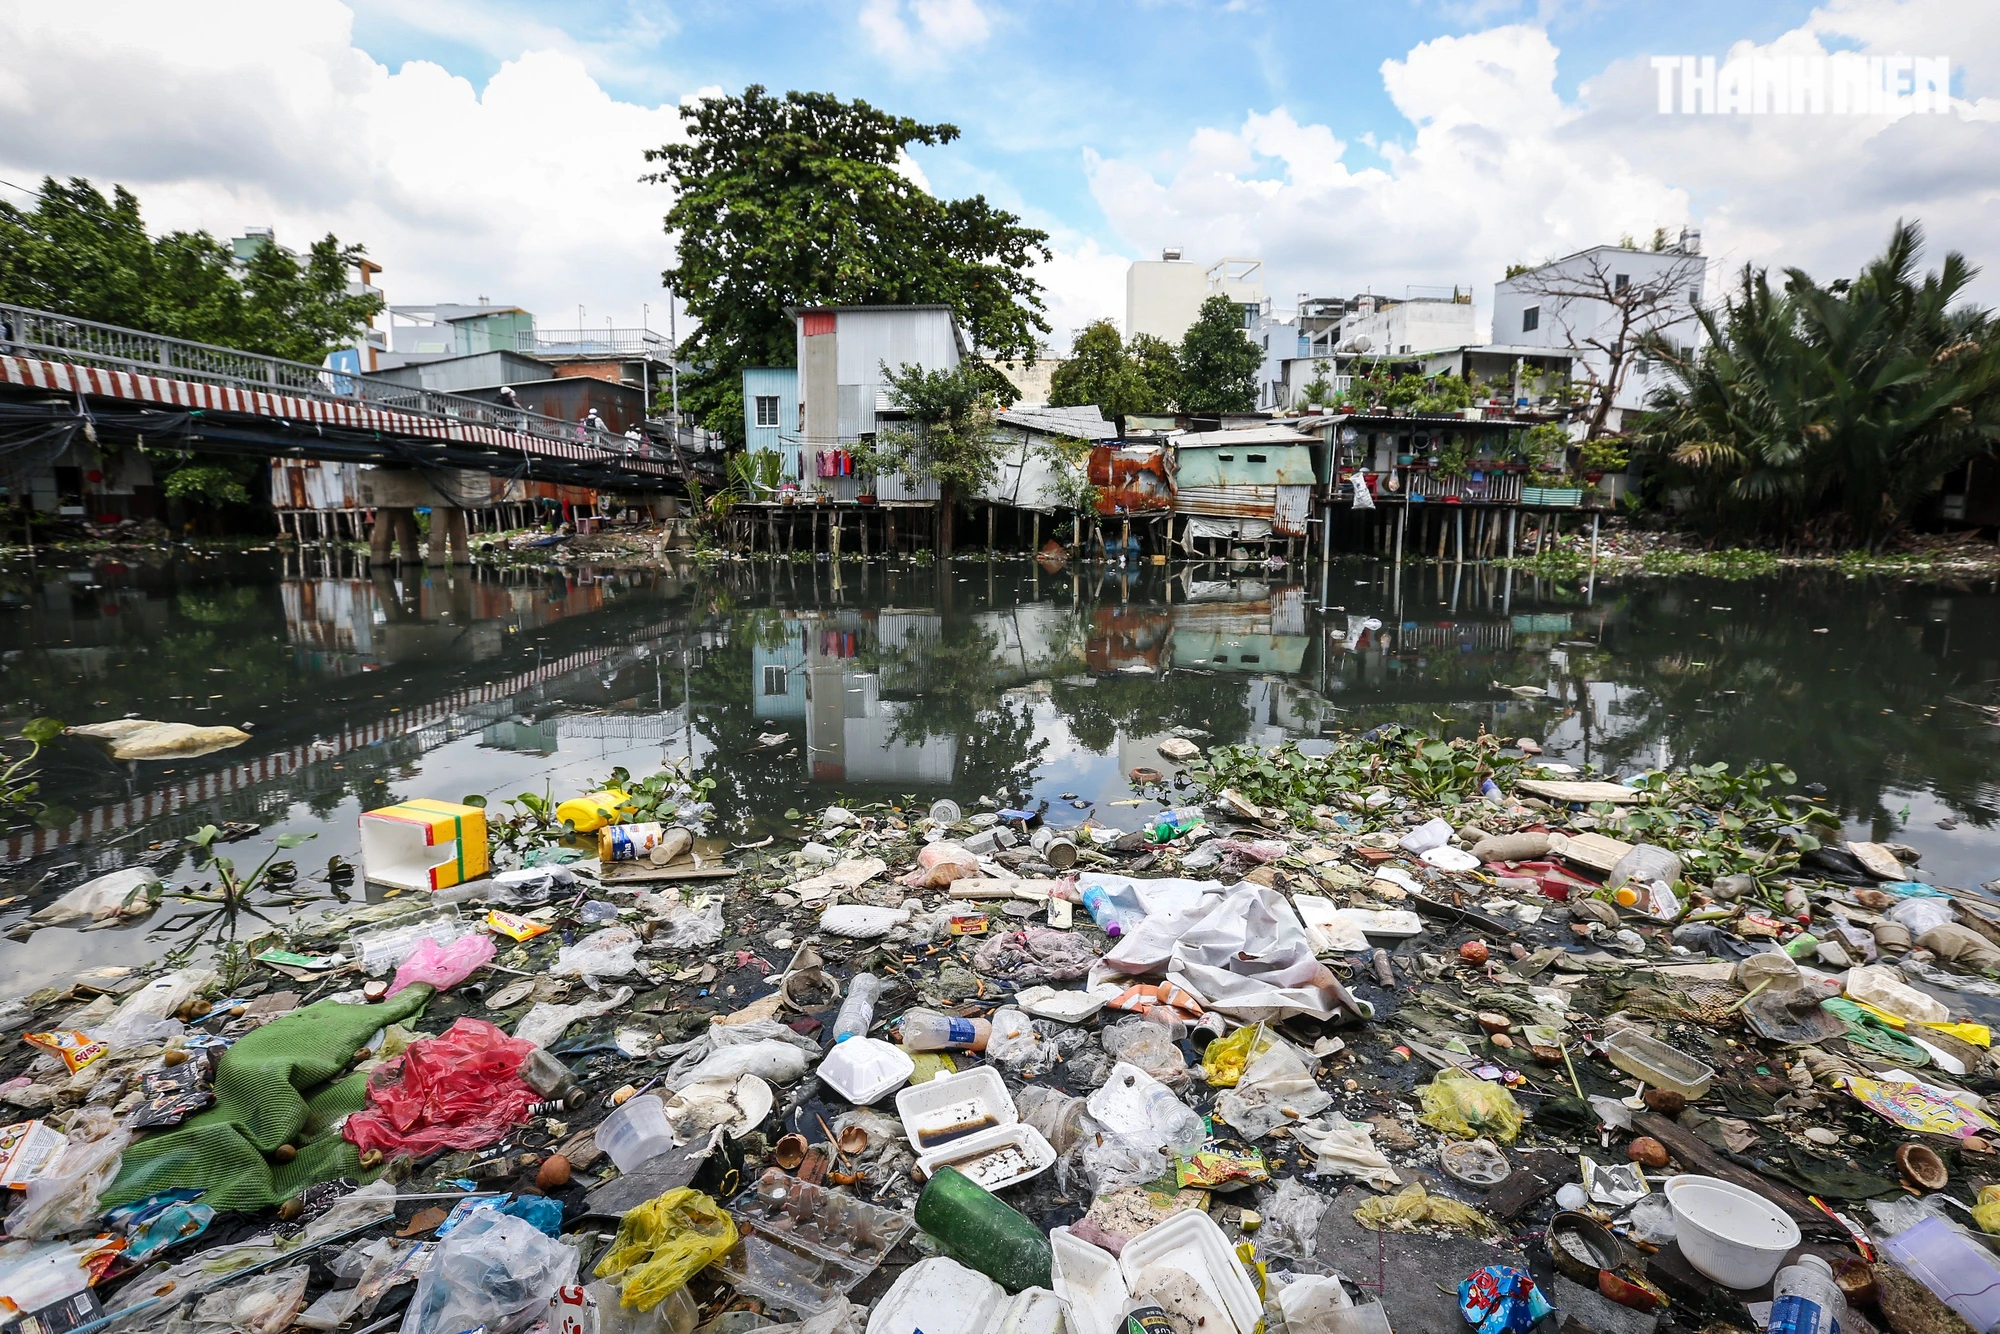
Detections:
2,726,1998,1334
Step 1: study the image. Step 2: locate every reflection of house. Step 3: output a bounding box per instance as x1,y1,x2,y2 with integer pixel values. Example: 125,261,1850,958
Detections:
1085,606,1170,676
753,623,809,721
481,717,560,753
1170,587,1309,672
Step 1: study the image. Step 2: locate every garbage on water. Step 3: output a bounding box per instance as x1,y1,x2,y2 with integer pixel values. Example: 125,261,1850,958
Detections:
6,730,2000,1334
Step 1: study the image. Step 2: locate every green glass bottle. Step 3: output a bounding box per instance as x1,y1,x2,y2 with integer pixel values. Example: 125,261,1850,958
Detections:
913,1166,1053,1292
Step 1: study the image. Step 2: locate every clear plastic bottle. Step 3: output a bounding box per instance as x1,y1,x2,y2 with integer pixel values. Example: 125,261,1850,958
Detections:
1770,1255,1845,1334
832,973,885,1043
1078,885,1125,938
899,1008,991,1051
1147,809,1204,844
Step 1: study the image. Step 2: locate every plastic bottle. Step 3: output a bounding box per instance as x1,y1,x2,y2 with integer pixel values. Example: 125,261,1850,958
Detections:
1770,1255,1845,1334
554,788,630,833
899,1008,992,1052
517,1047,580,1104
1607,843,1682,891
832,974,885,1043
914,1165,1054,1292
1147,809,1204,843
1078,885,1125,938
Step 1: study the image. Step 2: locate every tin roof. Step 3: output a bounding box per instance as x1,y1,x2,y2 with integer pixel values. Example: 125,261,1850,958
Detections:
996,404,1117,440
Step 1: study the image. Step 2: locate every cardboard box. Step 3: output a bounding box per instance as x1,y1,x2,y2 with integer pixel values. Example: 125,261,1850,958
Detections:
359,799,489,891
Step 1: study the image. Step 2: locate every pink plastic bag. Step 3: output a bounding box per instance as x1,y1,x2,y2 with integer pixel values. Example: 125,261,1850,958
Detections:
901,841,980,888
388,933,496,997
343,1017,539,1157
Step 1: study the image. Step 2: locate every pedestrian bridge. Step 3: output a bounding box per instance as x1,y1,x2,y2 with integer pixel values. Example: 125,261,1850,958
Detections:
0,301,679,491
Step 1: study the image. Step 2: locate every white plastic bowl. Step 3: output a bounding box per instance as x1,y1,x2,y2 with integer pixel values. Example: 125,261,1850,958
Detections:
1664,1175,1799,1289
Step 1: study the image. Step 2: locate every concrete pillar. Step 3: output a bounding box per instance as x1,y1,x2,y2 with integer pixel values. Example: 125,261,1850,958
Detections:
368,507,393,563
393,509,421,565
447,507,472,564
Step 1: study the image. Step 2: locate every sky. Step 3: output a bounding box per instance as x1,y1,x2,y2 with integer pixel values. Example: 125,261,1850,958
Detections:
1,0,1997,353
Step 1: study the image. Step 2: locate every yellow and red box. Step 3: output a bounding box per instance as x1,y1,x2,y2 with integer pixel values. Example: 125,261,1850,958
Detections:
359,799,489,891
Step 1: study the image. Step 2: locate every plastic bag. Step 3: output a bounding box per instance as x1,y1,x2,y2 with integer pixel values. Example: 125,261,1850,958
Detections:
179,1265,309,1334
593,1188,738,1311
1416,1069,1523,1143
1083,1062,1206,1193
902,841,980,889
485,865,574,906
668,1040,810,1090
1201,1023,1278,1088
1258,1178,1329,1261
400,1210,578,1334
553,927,644,987
657,899,724,951
1292,1115,1401,1189
344,1017,540,1157
10,1106,130,1239
1215,1037,1332,1139
388,933,495,998
1353,1182,1501,1239
1100,1018,1190,1088
514,985,633,1048
1887,897,1957,937
984,1007,1058,1076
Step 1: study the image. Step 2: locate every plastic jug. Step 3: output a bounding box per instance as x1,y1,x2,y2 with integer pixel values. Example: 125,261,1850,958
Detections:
1770,1255,1845,1334
555,789,630,833
1607,843,1682,891
914,1166,1054,1292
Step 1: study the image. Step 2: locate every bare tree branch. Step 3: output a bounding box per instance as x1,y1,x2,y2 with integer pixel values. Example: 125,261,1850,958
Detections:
1512,252,1705,437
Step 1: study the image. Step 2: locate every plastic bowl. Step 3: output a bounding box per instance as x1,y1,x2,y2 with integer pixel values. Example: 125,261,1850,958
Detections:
1664,1175,1799,1289
594,1093,675,1174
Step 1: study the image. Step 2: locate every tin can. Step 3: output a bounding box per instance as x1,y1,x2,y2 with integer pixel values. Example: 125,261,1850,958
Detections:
599,822,666,862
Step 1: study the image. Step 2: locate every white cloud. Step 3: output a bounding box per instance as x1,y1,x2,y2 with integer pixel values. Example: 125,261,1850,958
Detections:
1032,238,1132,353
0,0,687,332
859,0,992,64
1079,8,2000,331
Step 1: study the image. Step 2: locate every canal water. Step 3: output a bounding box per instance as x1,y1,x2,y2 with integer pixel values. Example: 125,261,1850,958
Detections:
1,547,1996,993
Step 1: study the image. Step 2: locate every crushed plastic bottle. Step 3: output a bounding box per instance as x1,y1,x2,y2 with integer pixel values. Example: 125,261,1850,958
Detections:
831,974,884,1043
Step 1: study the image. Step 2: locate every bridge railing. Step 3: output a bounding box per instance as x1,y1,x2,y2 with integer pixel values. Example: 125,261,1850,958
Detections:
0,301,658,463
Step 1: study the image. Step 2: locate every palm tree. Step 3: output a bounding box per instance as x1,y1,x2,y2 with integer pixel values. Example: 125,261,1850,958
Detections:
1639,222,2000,548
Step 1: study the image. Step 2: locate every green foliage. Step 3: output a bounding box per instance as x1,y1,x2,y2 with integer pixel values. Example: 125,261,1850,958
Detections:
1184,729,1523,815
163,827,317,943
1050,320,1155,422
1435,435,1474,480
1578,438,1630,474
644,87,1051,445
864,361,1000,553
0,717,62,829
604,760,715,821
1035,434,1099,515
1301,360,1337,407
1636,220,2000,548
1522,423,1572,469
162,463,252,507
1127,334,1183,415
1177,296,1261,414
729,450,784,497
1591,762,1832,884
1413,373,1473,415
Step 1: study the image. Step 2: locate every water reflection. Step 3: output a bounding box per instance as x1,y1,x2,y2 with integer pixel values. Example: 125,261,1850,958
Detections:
2,551,2000,987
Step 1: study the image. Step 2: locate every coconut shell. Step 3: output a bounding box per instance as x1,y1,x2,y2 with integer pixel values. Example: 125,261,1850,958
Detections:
537,1154,572,1190
1627,1136,1669,1169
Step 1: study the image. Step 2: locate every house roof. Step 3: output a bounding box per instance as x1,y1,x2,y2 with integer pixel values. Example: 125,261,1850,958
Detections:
996,404,1117,440
1171,425,1319,448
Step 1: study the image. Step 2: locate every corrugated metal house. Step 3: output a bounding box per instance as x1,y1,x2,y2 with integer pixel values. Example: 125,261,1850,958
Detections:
980,405,1115,512
789,305,969,503
741,367,801,476
1171,425,1319,543
1090,444,1175,516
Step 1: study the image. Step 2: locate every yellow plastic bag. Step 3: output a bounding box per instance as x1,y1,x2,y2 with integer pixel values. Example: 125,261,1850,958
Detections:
594,1188,738,1311
1202,1023,1278,1088
1353,1182,1500,1239
1417,1069,1523,1143
1975,1185,2000,1236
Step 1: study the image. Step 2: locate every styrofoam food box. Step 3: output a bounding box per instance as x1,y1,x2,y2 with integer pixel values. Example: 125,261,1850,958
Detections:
1119,1210,1262,1334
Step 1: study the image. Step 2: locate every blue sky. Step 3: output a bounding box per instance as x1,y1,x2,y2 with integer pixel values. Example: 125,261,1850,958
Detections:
2,1,1994,346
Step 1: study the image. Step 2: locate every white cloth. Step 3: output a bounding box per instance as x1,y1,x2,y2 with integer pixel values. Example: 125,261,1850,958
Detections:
1166,884,1351,1022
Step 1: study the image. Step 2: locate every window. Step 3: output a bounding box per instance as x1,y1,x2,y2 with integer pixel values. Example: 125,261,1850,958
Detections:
1614,273,1630,293
761,665,788,696
1247,453,1268,463
1688,287,1701,305
1521,306,1540,333
754,395,780,428
1217,453,1235,461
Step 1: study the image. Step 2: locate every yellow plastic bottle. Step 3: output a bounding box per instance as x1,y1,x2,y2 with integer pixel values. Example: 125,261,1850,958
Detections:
555,788,630,833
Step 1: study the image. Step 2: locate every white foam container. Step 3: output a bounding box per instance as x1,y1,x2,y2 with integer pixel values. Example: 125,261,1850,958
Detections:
1119,1210,1263,1334
1663,1175,1800,1290
817,1037,915,1105
895,1065,1013,1147
1052,1225,1128,1334
865,1256,1003,1334
916,1121,1056,1191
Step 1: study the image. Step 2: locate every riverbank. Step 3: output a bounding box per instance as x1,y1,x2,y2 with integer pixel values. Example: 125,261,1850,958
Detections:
1497,520,2000,581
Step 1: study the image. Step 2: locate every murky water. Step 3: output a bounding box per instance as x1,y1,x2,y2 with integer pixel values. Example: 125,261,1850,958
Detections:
2,547,1997,992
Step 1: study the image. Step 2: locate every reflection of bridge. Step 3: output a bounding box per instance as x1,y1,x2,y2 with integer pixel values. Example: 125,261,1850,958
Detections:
0,301,676,491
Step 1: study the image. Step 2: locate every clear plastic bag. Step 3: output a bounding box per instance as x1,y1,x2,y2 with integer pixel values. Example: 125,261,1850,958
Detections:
1100,1018,1190,1088
984,1007,1059,1076
10,1106,130,1239
553,927,645,987
1887,898,1957,937
656,899,724,951
351,912,469,975
399,1211,577,1334
388,933,494,997
1215,1037,1332,1139
175,1266,309,1334
1082,1062,1206,1192
1259,1178,1330,1261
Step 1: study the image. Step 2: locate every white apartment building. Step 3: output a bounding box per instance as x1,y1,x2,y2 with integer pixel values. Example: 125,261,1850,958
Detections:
1335,292,1478,358
1125,252,1265,342
1491,231,1708,428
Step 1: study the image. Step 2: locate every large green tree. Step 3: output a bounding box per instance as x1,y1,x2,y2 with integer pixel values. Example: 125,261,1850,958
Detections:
1638,222,2000,547
1048,320,1181,431
644,87,1051,446
1177,295,1261,415
0,177,384,510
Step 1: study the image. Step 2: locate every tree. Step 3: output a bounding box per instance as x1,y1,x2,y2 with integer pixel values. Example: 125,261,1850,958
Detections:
1049,320,1145,426
644,87,1050,445
1126,333,1183,416
1508,246,1705,439
0,177,383,513
866,361,1000,556
1637,222,2000,547
1177,296,1260,415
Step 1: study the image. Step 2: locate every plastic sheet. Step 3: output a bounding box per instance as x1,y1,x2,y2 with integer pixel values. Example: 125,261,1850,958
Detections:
1214,1035,1331,1139
1100,1019,1189,1087
387,933,494,997
1292,1115,1402,1190
10,1106,130,1239
1416,1069,1523,1143
400,1210,578,1334
1166,884,1364,1023
972,928,1098,984
552,926,645,987
594,1188,739,1311
343,1017,540,1157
